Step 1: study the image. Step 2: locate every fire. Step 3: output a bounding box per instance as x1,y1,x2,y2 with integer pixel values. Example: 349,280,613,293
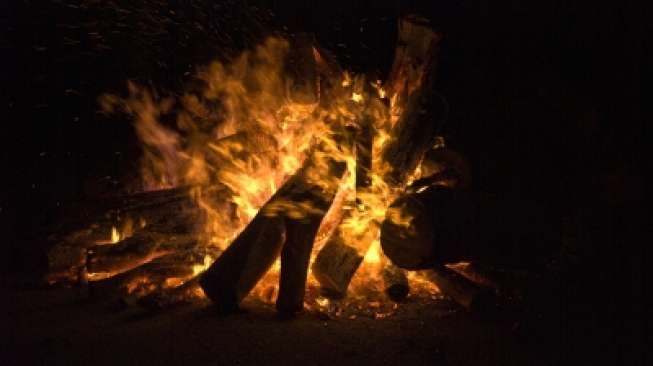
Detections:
100,35,437,313
351,92,364,103
111,226,120,243
192,254,214,277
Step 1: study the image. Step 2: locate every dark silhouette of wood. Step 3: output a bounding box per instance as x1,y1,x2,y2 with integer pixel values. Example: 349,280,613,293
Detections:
381,15,443,188
380,181,475,269
86,233,167,277
423,264,493,312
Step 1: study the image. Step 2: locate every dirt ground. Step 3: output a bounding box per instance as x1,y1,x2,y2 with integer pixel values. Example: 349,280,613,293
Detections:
3,278,547,366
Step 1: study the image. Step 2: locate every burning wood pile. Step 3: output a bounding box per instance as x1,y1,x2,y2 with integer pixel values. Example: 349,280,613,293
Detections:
46,16,519,317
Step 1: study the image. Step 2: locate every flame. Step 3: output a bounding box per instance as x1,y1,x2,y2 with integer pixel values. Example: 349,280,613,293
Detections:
192,254,214,277
351,92,363,103
101,36,437,311
111,226,120,243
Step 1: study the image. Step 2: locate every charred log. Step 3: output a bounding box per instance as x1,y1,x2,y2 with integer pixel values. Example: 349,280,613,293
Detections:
198,214,286,313
380,180,476,269
422,264,494,312
87,248,211,301
419,144,472,189
86,233,167,278
381,15,443,187
312,232,363,298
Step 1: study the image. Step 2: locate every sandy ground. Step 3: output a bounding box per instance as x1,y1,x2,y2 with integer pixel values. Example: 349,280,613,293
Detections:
3,279,546,366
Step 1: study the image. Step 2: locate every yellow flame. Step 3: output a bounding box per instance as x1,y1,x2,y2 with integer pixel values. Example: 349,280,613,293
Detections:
111,226,120,243
351,92,364,103
192,254,214,277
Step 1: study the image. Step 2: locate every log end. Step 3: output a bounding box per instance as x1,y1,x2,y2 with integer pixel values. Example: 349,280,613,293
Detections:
311,238,363,298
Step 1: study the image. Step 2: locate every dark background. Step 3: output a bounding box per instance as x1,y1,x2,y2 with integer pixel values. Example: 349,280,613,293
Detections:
1,0,648,364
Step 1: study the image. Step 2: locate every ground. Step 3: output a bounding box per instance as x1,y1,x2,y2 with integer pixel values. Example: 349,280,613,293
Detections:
3,278,545,366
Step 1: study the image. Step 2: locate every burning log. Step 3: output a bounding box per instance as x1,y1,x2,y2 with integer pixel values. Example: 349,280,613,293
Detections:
86,233,168,279
382,263,409,302
46,184,230,285
312,15,443,297
51,185,230,248
200,131,351,314
381,15,443,187
421,264,494,312
380,174,476,270
87,248,210,301
312,232,363,298
198,214,286,313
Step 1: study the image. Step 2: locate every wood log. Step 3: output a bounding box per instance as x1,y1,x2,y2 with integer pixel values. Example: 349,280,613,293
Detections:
419,145,472,189
46,183,231,284
380,181,476,269
55,184,230,242
276,212,328,314
448,261,531,298
311,231,363,298
382,263,409,301
198,214,286,313
385,15,441,106
422,264,494,312
311,15,442,296
381,15,443,188
87,248,211,301
86,233,168,279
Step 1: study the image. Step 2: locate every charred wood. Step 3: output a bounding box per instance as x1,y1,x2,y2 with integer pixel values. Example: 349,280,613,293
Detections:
312,232,363,298
422,264,494,312
86,233,167,278
381,182,476,269
87,249,210,301
199,214,286,313
381,15,443,188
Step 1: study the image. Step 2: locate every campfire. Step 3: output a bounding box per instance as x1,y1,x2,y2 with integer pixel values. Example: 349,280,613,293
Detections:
46,16,506,318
